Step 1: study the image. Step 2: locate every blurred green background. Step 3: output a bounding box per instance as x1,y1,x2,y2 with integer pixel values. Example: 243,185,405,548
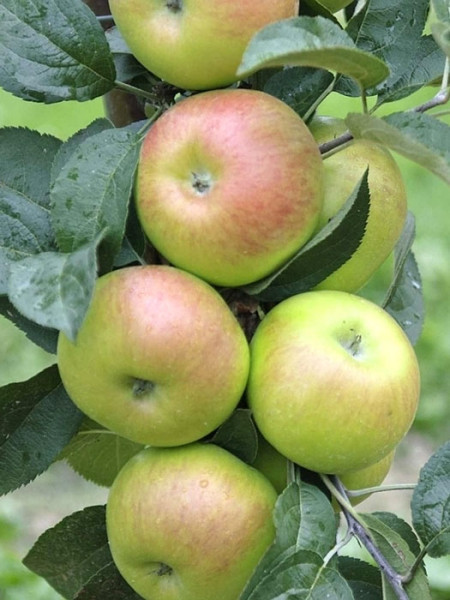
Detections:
0,83,449,599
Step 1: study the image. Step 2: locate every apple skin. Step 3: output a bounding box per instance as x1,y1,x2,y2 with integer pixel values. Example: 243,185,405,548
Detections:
309,116,407,293
106,443,277,600
108,0,299,90
337,450,395,507
252,434,288,495
247,290,420,474
136,89,323,288
57,265,250,446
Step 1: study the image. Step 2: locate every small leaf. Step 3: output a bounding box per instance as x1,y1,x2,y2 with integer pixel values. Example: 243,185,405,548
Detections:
264,66,334,120
337,556,382,600
346,111,450,184
362,513,431,600
74,562,142,600
237,16,389,90
210,409,258,465
338,0,431,97
242,170,370,301
106,28,148,83
59,418,144,488
0,128,61,293
8,238,100,342
0,296,58,354
0,365,83,495
432,21,450,58
0,0,115,102
51,126,142,269
23,505,114,600
376,36,446,105
242,480,338,600
412,441,450,557
382,213,424,345
371,512,422,556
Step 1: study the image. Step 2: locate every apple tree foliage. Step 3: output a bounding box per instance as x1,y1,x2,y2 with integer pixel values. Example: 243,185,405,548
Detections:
0,0,450,599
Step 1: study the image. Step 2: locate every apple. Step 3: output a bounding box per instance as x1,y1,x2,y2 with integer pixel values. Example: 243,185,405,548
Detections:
57,265,250,446
309,116,407,293
108,0,299,91
252,434,288,495
136,89,324,287
247,290,420,474
106,443,277,600
336,450,395,506
319,0,354,12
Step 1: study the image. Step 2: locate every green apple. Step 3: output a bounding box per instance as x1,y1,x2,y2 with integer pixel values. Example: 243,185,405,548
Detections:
247,290,420,474
336,450,395,507
106,443,277,600
253,434,288,495
136,89,323,287
309,116,407,293
319,0,354,12
57,265,250,446
108,0,299,90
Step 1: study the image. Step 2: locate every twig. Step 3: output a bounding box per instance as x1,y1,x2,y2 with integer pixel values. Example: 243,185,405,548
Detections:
322,475,410,600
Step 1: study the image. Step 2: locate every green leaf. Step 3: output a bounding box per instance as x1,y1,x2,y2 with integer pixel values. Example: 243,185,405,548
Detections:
0,128,61,293
371,512,422,556
412,441,450,557
237,17,389,90
210,409,258,465
337,556,382,600
51,119,114,185
0,365,83,495
7,238,100,343
242,549,354,600
242,481,339,599
51,126,142,269
432,0,450,22
432,21,450,58
264,66,334,120
74,561,142,600
346,111,450,184
382,213,424,346
362,513,431,600
0,0,115,103
59,418,144,488
23,505,126,600
242,170,370,302
339,0,431,97
0,296,58,354
376,36,446,105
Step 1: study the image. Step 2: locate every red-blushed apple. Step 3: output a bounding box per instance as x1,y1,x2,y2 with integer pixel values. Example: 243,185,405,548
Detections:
309,116,407,293
247,290,420,474
337,449,395,507
136,89,324,287
106,443,278,600
108,0,299,90
57,265,250,446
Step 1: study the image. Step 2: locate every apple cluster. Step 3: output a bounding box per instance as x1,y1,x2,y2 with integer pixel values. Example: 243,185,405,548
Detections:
56,3,421,599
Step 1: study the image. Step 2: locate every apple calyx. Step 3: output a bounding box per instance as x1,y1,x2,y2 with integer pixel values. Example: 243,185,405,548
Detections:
191,171,213,195
132,378,156,398
166,0,182,13
153,562,173,577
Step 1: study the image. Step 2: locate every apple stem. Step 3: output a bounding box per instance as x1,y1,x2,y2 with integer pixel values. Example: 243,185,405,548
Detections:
329,475,411,600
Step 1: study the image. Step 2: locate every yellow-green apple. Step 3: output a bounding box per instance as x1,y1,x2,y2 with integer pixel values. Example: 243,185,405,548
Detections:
136,89,323,287
247,290,420,474
319,0,354,12
335,450,395,508
253,434,288,495
106,443,277,600
309,116,407,293
108,0,299,90
57,265,249,446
